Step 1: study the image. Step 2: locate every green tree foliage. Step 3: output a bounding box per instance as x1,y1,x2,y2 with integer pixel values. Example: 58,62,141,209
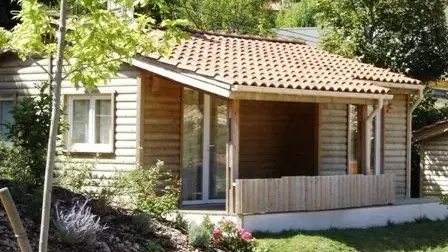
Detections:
0,0,59,29
0,0,187,91
276,0,318,28
163,0,276,35
0,1,187,249
316,0,448,82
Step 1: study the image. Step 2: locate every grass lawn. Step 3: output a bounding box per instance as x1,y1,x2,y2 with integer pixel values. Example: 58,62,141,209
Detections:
256,220,448,252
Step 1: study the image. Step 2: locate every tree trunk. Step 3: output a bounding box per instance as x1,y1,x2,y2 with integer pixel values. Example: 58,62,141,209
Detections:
38,0,68,251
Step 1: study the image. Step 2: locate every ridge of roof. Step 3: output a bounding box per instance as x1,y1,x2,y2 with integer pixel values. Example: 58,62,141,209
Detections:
189,30,307,45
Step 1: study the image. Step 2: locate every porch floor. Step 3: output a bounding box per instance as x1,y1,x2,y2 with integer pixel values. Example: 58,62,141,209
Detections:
180,204,226,214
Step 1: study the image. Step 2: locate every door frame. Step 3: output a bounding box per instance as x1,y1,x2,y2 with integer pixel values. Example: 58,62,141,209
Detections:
182,92,226,205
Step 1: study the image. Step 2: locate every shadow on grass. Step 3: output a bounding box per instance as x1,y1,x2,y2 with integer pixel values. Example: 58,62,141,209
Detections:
255,219,448,252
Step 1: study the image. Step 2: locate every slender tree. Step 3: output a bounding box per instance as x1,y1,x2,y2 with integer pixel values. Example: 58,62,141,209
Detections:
0,0,186,251
39,0,67,250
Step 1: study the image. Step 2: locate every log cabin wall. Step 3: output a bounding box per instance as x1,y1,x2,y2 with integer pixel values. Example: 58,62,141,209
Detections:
141,72,182,177
238,100,317,179
383,94,409,198
420,134,448,196
319,103,348,175
0,54,140,178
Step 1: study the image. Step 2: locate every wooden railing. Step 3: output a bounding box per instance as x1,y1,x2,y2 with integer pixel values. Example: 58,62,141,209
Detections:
234,175,395,214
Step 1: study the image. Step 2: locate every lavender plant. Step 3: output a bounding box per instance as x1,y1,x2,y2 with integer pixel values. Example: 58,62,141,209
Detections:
53,200,106,245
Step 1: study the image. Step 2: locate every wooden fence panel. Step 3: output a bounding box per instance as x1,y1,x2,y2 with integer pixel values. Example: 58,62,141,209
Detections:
235,175,395,214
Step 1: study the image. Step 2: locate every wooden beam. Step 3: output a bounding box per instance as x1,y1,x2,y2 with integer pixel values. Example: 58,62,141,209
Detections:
178,85,184,208
231,91,386,105
406,95,412,198
231,99,240,181
419,142,424,198
362,105,371,175
315,104,322,175
131,57,232,98
136,71,147,167
227,99,240,213
381,107,386,175
372,81,423,91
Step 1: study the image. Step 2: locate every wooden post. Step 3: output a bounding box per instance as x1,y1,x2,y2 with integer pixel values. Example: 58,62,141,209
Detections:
0,188,32,252
227,99,240,213
135,70,146,167
419,143,424,198
315,104,322,175
406,95,412,198
231,100,240,181
374,109,382,175
360,105,369,175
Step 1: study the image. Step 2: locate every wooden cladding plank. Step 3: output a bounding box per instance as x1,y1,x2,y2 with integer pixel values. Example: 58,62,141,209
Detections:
239,100,318,178
235,175,395,214
142,74,182,171
384,94,408,198
320,103,347,175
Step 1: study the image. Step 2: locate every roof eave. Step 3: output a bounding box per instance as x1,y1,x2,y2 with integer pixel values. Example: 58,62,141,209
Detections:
131,56,233,98
371,81,424,92
230,85,393,105
131,56,394,104
413,121,448,143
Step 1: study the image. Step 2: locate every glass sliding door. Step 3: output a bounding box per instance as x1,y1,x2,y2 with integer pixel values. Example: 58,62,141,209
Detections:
182,89,204,201
182,88,228,204
209,97,228,200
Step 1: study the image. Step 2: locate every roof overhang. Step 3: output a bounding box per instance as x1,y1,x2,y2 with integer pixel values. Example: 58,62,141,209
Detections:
230,85,393,105
132,56,233,97
373,81,424,94
413,121,448,143
131,56,394,105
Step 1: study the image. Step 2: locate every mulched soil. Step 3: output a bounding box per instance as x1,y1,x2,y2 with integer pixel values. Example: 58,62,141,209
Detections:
0,180,207,252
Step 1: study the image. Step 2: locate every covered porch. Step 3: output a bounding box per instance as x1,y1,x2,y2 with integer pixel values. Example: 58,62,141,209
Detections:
137,68,410,215
225,94,396,215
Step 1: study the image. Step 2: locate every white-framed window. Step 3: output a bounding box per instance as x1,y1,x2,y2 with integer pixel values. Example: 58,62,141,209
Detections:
67,95,114,153
0,100,14,145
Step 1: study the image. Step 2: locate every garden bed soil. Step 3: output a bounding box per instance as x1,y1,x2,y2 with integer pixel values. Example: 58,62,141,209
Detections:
0,181,210,252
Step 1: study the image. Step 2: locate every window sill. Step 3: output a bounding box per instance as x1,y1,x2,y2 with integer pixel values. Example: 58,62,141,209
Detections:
65,144,113,154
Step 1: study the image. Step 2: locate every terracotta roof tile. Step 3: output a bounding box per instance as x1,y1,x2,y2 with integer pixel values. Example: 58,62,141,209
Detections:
144,32,422,94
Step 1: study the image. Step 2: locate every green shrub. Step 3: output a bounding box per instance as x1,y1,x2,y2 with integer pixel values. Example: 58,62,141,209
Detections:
202,215,214,231
0,82,67,189
440,194,448,206
115,160,180,218
145,241,164,252
172,212,189,233
0,143,37,190
56,157,119,216
212,218,257,252
58,159,180,218
131,213,155,236
188,223,212,248
57,157,98,194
